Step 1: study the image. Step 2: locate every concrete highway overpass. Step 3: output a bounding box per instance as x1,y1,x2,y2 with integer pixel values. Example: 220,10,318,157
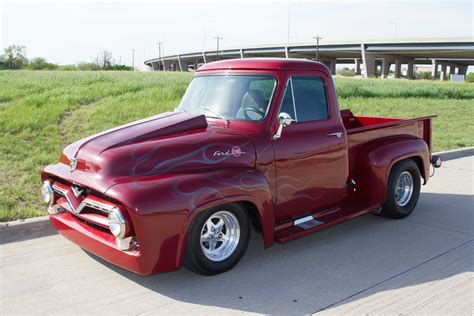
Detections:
144,38,474,79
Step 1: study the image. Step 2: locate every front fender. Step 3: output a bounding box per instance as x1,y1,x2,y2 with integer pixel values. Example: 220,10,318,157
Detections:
362,138,430,206
105,167,274,274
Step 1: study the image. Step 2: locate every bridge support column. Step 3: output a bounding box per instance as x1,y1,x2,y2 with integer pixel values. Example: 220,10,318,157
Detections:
361,44,376,78
162,60,172,71
446,65,452,78
178,58,188,72
381,58,391,79
322,59,336,75
457,65,468,76
394,60,401,78
354,59,361,75
151,61,160,71
431,60,438,80
407,62,414,79
440,64,447,81
329,59,336,75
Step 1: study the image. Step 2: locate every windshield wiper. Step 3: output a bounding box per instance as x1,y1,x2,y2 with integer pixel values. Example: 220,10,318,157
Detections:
200,107,230,126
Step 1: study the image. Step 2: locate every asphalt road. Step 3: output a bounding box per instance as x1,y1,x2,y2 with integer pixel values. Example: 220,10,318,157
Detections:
1,156,473,315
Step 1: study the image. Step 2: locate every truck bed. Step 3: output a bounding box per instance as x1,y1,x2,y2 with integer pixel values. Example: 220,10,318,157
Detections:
341,109,435,148
341,109,435,179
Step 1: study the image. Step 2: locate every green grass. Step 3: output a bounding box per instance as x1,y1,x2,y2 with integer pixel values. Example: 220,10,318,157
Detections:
0,71,472,222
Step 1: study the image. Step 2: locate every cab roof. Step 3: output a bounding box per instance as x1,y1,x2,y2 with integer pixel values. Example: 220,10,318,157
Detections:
196,58,330,73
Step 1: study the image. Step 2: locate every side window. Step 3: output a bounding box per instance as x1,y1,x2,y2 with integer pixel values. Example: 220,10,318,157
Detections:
279,76,329,122
279,80,296,119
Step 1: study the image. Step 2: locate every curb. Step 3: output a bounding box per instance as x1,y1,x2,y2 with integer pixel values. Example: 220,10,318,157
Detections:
1,146,472,244
435,146,474,162
0,215,55,245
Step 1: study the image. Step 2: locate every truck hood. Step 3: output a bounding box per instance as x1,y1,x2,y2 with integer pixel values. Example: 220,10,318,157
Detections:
46,112,256,193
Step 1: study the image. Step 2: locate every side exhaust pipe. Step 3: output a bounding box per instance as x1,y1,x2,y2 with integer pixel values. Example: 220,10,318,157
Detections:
431,155,442,168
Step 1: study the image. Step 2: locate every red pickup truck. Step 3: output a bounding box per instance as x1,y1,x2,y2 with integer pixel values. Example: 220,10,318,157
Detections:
41,58,441,275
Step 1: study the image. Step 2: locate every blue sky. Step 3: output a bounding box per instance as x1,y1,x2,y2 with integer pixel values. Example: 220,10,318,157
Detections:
1,0,472,68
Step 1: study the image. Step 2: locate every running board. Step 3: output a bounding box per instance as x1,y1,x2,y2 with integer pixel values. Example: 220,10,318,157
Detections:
274,203,380,244
274,215,325,243
294,215,324,230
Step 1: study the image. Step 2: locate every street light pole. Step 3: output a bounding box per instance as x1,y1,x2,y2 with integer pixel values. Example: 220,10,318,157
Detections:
287,3,302,45
131,48,135,71
313,35,323,62
215,36,223,60
157,42,163,59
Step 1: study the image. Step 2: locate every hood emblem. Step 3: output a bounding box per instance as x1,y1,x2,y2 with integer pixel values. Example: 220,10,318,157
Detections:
70,158,78,172
213,146,246,158
72,186,83,198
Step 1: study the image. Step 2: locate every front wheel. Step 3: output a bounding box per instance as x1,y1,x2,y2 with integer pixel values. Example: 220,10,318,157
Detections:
380,159,421,219
184,203,250,275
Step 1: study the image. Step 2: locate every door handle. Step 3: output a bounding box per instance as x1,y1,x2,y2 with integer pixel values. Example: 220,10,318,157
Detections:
327,132,343,138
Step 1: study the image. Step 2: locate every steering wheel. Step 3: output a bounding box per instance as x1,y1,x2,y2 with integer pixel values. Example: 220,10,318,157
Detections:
243,107,266,120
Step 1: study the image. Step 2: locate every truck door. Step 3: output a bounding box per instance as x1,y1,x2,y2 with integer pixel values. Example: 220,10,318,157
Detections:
272,71,349,223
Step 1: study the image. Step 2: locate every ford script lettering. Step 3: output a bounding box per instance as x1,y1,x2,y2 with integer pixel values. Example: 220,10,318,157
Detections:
213,146,245,157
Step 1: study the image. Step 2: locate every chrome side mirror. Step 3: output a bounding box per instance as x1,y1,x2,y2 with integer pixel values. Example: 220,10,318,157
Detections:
273,112,293,140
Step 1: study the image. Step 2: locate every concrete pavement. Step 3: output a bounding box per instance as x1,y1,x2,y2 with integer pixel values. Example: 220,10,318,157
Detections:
1,156,473,315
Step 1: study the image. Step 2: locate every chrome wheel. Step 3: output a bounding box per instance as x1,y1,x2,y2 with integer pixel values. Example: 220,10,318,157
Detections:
200,210,240,262
395,171,414,207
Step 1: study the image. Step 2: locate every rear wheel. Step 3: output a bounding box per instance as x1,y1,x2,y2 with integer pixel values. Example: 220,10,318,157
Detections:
380,159,421,219
184,203,250,275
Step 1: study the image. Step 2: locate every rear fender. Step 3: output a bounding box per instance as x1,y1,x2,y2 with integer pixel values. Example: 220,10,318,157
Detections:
360,138,430,206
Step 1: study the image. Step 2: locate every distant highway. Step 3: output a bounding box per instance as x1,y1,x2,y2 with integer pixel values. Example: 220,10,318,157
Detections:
145,37,474,79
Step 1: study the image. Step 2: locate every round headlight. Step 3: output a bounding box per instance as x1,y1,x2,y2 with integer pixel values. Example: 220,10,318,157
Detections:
108,208,127,238
41,181,53,204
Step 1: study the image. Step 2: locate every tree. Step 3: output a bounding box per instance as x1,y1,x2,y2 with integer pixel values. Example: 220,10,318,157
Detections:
94,50,113,70
27,57,57,70
3,45,28,69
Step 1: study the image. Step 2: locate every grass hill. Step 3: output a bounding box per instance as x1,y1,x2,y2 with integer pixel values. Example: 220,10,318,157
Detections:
1,70,472,221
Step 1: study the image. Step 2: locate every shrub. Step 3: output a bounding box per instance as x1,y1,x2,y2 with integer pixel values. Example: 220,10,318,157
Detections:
339,67,355,77
77,62,99,71
110,64,133,71
58,65,79,71
465,73,474,83
416,71,432,80
27,57,58,70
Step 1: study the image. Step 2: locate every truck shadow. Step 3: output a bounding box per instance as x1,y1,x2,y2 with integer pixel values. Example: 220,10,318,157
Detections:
87,192,473,314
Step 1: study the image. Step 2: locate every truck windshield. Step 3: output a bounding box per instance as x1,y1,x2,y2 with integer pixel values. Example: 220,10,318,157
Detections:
178,75,276,122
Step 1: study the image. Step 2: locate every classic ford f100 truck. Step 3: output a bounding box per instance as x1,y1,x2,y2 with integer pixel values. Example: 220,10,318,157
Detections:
41,58,442,275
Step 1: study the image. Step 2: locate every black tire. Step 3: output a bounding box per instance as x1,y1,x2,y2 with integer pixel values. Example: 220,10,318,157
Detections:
184,203,250,275
380,159,421,219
